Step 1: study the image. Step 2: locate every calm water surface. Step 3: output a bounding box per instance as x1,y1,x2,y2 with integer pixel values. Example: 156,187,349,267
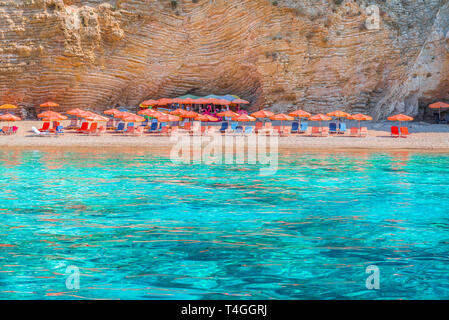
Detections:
0,148,449,299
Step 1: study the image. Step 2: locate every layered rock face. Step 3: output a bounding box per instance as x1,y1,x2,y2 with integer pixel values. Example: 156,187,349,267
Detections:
0,0,449,119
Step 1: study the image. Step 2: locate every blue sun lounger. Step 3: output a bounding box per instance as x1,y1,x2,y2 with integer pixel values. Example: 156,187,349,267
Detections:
115,122,125,133
291,121,299,133
219,122,229,133
329,122,337,134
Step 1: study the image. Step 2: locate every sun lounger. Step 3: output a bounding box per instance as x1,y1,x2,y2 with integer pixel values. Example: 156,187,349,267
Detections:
11,126,18,134
311,127,321,136
115,122,125,133
39,122,50,132
219,122,228,133
299,122,308,133
183,122,191,131
329,122,337,134
147,122,158,134
32,126,49,136
339,122,346,134
321,127,329,136
255,122,263,133
400,127,409,138
390,126,400,137
350,127,359,136
244,126,253,135
55,125,64,135
360,127,368,137
1,126,10,135
87,123,98,135
124,126,135,135
77,122,89,133
235,126,243,134
291,122,299,133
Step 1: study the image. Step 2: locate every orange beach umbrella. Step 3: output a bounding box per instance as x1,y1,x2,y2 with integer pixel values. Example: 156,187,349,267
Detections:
251,110,274,120
348,113,372,136
232,114,256,122
170,108,188,116
158,114,180,122
429,102,449,120
288,109,311,127
387,114,413,128
157,98,173,106
40,101,59,109
289,109,311,118
104,109,122,117
67,108,85,116
309,113,332,130
0,104,18,110
141,100,159,107
327,110,350,132
196,114,219,122
270,113,294,130
38,111,67,119
0,113,21,122
122,114,145,123
217,110,239,118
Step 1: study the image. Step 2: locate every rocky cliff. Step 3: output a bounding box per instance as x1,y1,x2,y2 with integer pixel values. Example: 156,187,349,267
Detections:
0,0,448,119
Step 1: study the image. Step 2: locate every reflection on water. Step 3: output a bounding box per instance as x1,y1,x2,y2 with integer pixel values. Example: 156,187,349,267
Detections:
1,148,449,299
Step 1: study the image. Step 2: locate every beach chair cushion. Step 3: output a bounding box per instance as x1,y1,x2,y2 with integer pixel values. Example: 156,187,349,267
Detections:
255,122,263,132
300,122,308,132
245,126,253,134
339,122,347,133
329,122,337,133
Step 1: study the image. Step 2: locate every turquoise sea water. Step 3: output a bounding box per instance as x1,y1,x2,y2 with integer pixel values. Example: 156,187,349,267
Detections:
1,148,449,300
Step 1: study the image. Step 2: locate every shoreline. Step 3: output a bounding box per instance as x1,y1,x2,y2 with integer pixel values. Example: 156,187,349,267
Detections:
1,120,449,152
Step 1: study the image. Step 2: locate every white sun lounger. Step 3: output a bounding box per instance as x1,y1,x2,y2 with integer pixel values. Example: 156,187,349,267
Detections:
32,126,50,136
